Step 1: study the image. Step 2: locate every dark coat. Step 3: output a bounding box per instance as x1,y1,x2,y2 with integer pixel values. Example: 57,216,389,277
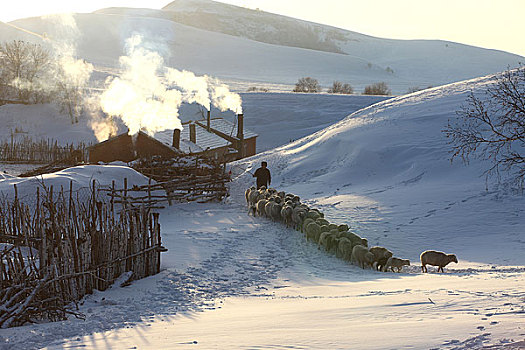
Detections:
253,167,271,189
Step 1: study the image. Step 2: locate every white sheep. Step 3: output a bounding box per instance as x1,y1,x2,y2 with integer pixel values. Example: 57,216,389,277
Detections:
245,186,255,207
247,187,265,215
420,250,458,273
319,230,339,252
305,221,321,242
337,237,353,261
384,257,410,272
256,198,269,217
351,245,374,269
280,204,294,227
291,207,308,231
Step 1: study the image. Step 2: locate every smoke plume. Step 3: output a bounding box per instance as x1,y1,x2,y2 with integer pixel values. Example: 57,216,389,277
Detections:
99,35,183,136
97,34,243,140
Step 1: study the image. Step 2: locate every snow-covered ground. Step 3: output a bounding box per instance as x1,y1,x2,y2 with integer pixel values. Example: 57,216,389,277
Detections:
1,73,524,349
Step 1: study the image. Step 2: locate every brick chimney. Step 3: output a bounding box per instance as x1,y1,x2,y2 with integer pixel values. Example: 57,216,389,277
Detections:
172,129,181,149
237,113,244,140
207,110,211,131
237,114,244,158
189,123,196,143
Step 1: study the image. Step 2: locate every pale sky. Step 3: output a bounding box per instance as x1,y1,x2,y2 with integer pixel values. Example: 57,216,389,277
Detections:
2,0,524,57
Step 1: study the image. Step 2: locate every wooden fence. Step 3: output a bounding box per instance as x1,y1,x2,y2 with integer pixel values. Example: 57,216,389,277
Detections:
0,135,89,164
130,155,230,204
0,181,166,328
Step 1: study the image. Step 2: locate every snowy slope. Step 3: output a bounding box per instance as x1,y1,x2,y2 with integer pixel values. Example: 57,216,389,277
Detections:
1,3,521,94
1,70,523,350
232,74,525,265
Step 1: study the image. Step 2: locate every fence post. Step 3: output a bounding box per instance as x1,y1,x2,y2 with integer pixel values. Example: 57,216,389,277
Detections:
123,177,128,210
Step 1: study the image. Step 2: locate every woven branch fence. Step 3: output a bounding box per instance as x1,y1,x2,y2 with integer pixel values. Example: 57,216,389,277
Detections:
0,135,89,164
0,181,166,328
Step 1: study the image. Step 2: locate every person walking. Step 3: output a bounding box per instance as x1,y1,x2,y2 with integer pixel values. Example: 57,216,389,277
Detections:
253,161,271,189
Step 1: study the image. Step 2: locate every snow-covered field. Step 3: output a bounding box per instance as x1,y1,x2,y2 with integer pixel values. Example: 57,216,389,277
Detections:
1,73,524,349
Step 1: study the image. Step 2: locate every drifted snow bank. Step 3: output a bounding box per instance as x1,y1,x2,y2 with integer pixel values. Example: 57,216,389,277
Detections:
0,165,155,203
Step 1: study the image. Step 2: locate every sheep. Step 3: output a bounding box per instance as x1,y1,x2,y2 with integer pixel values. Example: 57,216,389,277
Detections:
318,231,332,250
328,223,339,231
264,197,283,222
316,218,330,227
310,224,329,243
245,186,255,207
280,204,294,227
369,246,393,272
319,230,339,252
338,224,349,232
306,210,321,221
326,229,342,253
337,237,353,261
291,207,308,231
420,250,458,273
301,218,315,233
269,199,283,222
305,221,321,242
309,208,324,218
384,257,410,272
342,231,368,248
247,187,265,215
256,199,269,217
351,245,374,269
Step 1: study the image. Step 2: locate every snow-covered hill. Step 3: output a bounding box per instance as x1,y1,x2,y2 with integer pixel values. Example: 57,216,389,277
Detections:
231,73,525,265
0,1,521,94
2,70,524,350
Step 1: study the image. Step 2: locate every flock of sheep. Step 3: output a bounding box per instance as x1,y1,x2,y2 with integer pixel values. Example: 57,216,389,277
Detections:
245,186,458,273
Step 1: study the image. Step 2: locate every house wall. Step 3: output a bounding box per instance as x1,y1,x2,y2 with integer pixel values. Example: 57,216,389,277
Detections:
88,134,135,163
245,137,256,157
89,132,178,163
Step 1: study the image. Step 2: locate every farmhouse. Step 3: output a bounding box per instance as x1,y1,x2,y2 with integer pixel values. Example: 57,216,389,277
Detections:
88,113,257,163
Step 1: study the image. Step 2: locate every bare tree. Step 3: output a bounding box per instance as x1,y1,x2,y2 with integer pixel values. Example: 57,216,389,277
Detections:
363,82,391,95
293,77,321,93
444,66,525,187
328,81,353,94
0,40,51,103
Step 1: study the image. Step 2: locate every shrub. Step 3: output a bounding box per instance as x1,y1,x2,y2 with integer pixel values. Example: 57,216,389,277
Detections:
328,81,353,94
293,77,321,93
364,82,391,95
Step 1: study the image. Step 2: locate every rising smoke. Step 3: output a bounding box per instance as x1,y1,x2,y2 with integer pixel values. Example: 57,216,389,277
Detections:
94,34,243,141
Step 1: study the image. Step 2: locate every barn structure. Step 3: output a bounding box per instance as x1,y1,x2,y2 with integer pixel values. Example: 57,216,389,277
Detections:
88,113,257,164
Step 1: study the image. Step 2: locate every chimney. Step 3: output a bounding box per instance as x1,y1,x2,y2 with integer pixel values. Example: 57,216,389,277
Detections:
207,110,211,131
237,114,245,158
237,113,244,140
189,123,196,143
172,128,180,149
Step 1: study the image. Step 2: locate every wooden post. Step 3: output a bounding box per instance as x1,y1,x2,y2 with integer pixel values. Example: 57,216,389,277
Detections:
123,177,128,211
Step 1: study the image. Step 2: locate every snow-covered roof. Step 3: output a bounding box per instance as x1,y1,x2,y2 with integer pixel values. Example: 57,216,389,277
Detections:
208,118,258,140
154,118,257,154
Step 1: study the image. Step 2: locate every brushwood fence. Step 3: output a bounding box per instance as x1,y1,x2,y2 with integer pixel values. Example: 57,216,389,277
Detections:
130,155,230,204
0,181,166,328
0,135,89,164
